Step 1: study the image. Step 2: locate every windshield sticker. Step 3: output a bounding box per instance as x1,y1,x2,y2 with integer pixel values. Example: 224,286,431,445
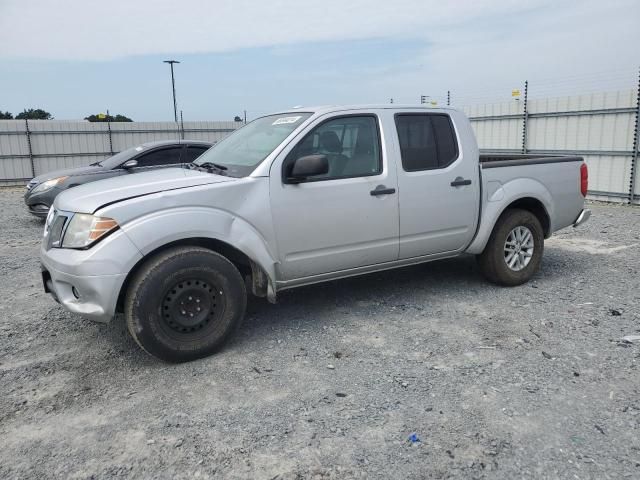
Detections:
272,116,302,125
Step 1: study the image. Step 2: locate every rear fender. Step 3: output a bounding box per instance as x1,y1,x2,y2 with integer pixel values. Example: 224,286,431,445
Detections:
466,178,553,255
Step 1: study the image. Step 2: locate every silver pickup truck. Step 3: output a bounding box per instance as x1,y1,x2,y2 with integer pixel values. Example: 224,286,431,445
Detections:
40,105,591,362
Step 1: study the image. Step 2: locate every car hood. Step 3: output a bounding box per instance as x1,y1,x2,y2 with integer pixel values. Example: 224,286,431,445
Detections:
54,167,234,214
33,165,106,184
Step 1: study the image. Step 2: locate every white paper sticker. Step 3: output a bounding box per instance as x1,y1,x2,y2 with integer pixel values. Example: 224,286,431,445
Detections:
272,116,302,125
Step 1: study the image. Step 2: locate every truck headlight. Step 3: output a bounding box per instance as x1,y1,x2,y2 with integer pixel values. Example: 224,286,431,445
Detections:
31,176,68,194
61,214,119,248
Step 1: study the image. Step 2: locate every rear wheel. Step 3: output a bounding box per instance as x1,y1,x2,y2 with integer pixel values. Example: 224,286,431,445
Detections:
477,209,544,286
125,247,247,362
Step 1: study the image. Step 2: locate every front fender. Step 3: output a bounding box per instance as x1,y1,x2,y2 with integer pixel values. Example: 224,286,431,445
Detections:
466,177,553,255
117,206,278,286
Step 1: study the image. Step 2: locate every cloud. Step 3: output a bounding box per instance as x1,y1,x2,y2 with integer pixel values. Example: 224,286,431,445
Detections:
1,0,548,61
1,0,638,119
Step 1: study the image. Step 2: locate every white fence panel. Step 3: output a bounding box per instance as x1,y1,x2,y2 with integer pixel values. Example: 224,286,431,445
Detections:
0,120,241,185
1,94,639,203
465,89,639,202
0,120,32,181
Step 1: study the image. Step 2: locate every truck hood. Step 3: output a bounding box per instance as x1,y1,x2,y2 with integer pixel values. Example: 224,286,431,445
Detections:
54,167,234,213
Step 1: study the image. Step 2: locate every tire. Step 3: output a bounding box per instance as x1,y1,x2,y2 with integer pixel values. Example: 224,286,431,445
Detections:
476,208,544,286
125,246,247,362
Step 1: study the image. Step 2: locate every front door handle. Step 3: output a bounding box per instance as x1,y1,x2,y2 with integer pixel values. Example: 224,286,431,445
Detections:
370,185,396,196
450,177,472,187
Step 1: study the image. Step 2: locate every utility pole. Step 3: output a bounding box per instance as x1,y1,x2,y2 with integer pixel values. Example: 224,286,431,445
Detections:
163,60,180,123
420,95,428,104
447,91,450,106
244,110,247,124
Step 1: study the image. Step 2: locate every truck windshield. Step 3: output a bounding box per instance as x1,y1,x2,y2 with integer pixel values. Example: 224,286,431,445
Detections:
193,113,312,177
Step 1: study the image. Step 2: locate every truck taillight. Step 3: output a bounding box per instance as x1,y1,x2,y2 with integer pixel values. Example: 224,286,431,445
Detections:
580,163,588,197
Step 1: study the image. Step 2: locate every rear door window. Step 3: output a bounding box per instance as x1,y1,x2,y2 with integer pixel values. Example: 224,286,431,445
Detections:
394,114,458,171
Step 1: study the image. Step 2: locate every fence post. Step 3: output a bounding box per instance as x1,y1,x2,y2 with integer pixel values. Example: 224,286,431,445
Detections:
180,110,185,140
107,116,114,155
447,90,450,106
629,67,640,204
521,80,529,154
24,119,35,177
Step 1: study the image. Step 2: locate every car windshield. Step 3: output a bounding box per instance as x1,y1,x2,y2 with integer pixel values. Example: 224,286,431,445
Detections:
98,145,147,169
193,113,312,177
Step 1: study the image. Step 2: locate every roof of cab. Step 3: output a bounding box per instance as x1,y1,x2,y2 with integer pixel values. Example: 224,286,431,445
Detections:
269,104,459,116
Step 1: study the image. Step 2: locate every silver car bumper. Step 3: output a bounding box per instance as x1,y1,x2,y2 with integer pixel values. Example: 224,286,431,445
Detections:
41,261,126,323
573,209,591,228
40,229,143,323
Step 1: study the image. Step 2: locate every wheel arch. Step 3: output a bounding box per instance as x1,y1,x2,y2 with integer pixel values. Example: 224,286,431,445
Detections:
467,187,553,255
502,197,550,237
116,236,273,313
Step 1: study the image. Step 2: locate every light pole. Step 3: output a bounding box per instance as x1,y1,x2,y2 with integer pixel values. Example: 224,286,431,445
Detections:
163,60,180,122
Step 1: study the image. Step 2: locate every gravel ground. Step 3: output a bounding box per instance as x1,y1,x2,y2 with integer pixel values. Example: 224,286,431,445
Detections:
0,187,639,479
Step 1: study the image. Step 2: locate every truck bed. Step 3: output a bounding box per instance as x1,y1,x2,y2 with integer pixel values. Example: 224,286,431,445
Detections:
478,153,586,235
480,153,583,168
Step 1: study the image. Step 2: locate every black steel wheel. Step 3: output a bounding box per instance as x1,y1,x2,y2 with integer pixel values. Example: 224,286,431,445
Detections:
125,246,247,362
160,278,224,335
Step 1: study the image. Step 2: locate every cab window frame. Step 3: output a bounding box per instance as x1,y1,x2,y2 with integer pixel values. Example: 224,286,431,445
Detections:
393,113,460,172
282,113,383,184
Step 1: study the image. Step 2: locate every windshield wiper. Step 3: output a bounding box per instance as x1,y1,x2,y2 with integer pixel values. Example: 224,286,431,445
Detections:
195,162,228,175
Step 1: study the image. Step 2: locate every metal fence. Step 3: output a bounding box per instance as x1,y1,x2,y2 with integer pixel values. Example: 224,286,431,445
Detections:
1,89,640,204
0,120,240,186
463,85,640,205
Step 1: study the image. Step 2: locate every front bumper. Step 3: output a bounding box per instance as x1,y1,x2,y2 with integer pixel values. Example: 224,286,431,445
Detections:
24,187,61,218
41,260,126,323
573,209,591,228
40,229,143,323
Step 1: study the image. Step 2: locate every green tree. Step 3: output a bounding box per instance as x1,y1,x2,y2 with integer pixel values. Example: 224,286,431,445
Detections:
15,108,53,120
85,113,133,122
0,111,13,119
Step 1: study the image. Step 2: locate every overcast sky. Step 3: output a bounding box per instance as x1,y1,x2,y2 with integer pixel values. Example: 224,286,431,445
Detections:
1,0,638,121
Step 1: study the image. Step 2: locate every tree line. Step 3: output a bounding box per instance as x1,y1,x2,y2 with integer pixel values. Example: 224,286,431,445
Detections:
2,108,247,123
0,108,132,122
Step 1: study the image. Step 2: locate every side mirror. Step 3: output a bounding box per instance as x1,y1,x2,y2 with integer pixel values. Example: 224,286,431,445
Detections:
122,159,138,170
287,154,328,183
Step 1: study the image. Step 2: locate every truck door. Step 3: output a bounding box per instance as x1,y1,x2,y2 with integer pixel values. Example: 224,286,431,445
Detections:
394,112,479,259
270,113,399,280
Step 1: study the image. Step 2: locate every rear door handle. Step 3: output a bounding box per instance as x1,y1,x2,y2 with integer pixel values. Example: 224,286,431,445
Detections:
370,185,396,196
450,177,472,187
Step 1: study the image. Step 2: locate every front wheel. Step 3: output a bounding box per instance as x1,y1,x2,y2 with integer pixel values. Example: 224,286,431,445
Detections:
125,247,247,362
476,208,544,286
